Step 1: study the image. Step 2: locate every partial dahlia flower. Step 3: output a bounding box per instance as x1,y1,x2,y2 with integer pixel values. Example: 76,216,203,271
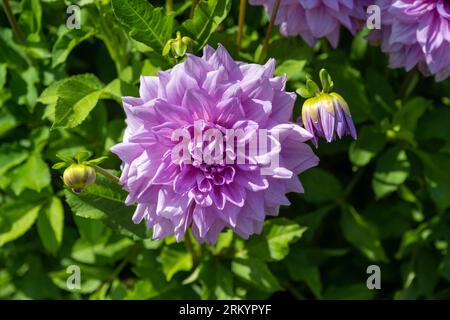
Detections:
297,69,357,146
368,0,450,81
111,44,319,244
249,0,370,48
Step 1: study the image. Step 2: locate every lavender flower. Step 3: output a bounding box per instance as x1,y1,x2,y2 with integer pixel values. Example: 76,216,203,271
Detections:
249,0,370,48
111,45,319,244
368,0,450,81
298,69,357,146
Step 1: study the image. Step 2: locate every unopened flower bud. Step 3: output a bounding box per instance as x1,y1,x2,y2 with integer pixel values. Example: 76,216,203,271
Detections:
63,164,96,193
163,32,192,59
300,92,357,146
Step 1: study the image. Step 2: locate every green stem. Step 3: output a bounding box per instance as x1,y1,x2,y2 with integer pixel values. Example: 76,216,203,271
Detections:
190,0,198,18
236,0,247,52
184,230,199,267
92,165,120,184
258,0,280,64
166,0,173,13
2,0,25,43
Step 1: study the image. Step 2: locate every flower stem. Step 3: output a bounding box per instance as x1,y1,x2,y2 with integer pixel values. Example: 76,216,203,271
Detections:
184,230,199,267
2,0,25,44
258,0,280,64
92,165,120,184
190,0,198,18
166,0,173,13
236,0,247,52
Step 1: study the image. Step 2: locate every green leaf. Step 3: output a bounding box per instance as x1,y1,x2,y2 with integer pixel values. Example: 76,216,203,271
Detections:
319,68,333,92
300,168,343,203
10,67,39,112
53,74,104,129
0,143,28,177
111,0,175,53
0,29,28,69
181,0,232,51
198,259,236,299
0,201,42,246
245,218,306,261
10,153,51,195
349,126,386,166
393,97,430,133
159,244,193,281
52,27,94,67
64,175,147,239
275,59,307,82
0,108,17,137
296,86,313,99
231,258,281,293
75,150,92,163
372,147,410,199
51,162,67,170
19,0,42,41
417,107,450,144
416,151,450,210
306,79,320,96
415,248,439,298
73,215,106,244
340,204,388,262
285,251,322,298
37,197,64,255
365,67,395,114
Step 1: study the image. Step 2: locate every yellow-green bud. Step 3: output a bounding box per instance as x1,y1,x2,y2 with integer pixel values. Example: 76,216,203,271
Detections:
63,164,96,193
163,32,192,59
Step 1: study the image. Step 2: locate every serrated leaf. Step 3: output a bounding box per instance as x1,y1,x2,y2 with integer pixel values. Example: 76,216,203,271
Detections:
53,74,104,129
64,174,147,239
111,0,175,53
181,0,231,51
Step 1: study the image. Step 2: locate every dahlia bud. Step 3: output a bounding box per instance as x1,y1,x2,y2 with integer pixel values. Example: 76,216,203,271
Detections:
298,69,357,146
63,164,96,193
163,32,192,59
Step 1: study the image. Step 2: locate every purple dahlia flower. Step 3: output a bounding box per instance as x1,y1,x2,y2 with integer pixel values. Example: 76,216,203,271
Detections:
111,44,319,244
368,0,450,81
249,0,370,48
